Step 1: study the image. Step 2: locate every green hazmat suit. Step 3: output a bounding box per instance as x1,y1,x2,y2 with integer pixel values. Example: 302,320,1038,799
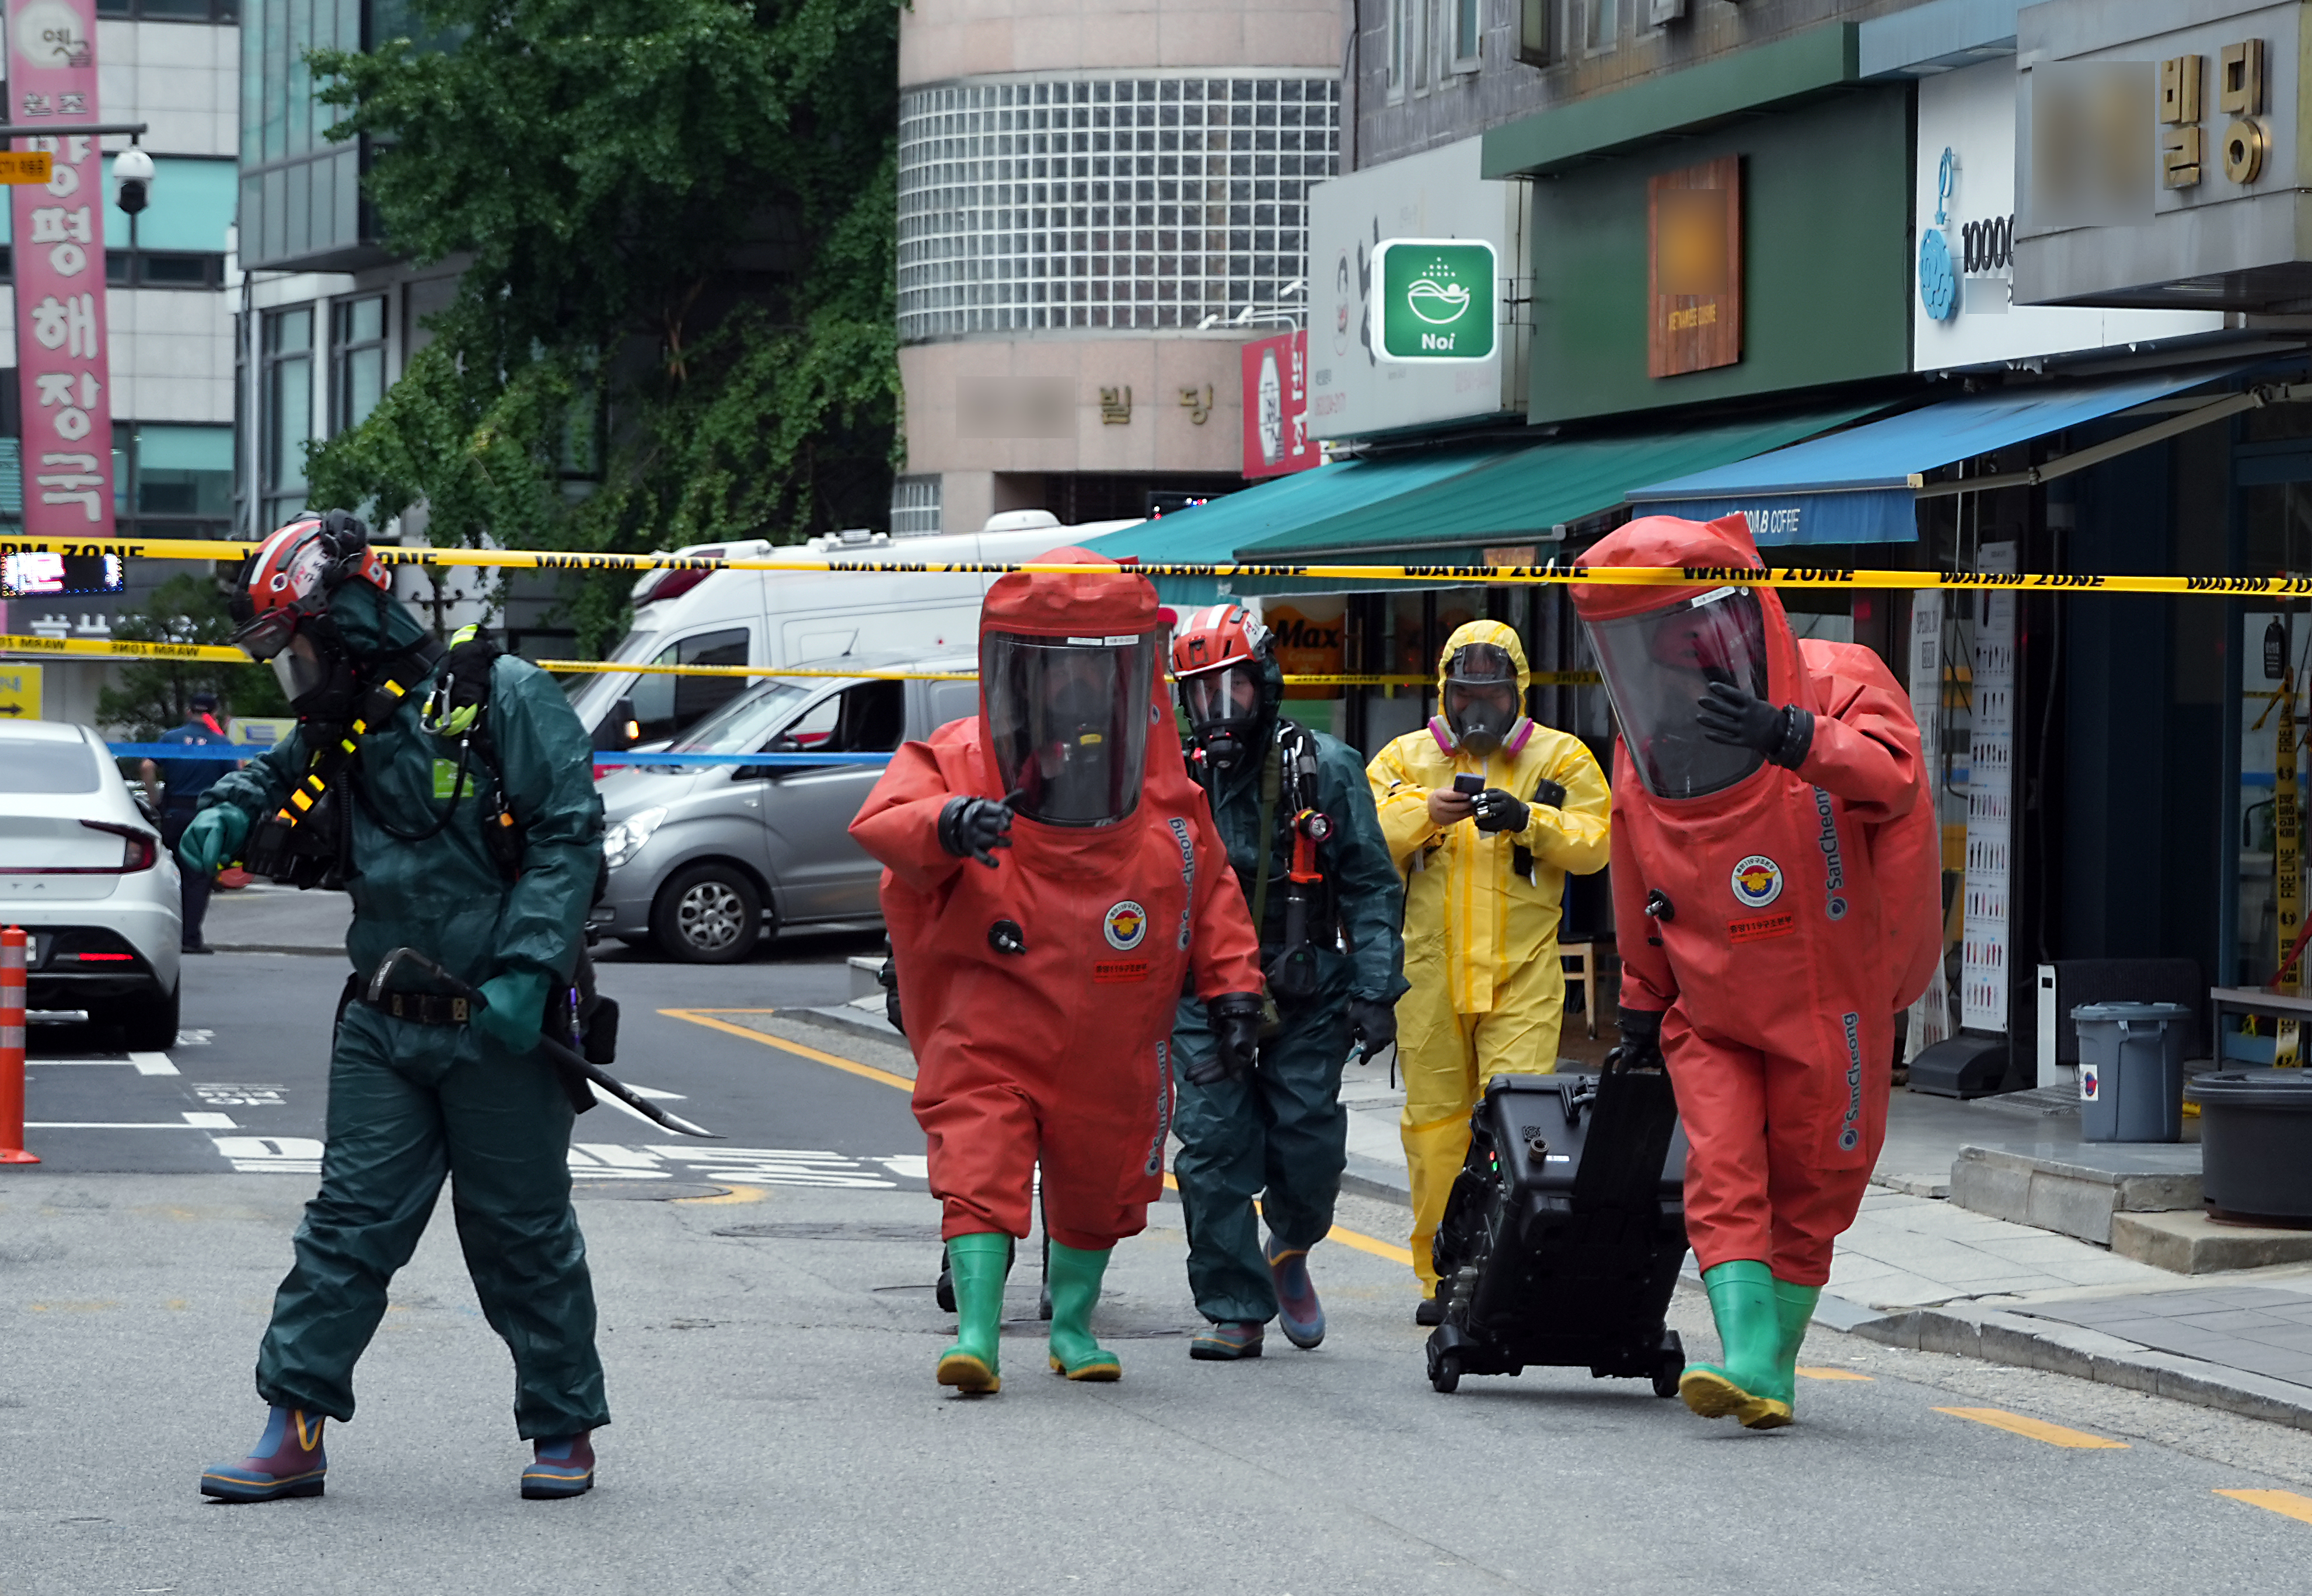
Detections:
198,584,610,1438
1170,720,1406,1326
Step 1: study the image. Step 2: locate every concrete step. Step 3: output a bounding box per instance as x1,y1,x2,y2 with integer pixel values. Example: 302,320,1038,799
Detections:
2111,1209,2312,1273
1950,1139,2202,1246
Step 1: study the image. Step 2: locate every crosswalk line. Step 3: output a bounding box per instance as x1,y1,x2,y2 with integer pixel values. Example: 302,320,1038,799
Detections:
1796,1366,1872,1381
1935,1407,2127,1448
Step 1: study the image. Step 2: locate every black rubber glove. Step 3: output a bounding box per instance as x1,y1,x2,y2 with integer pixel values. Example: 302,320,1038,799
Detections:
1347,996,1398,1054
937,795,1014,868
876,955,903,1036
1470,787,1529,834
1609,1005,1666,1073
1191,991,1265,1086
1694,680,1814,769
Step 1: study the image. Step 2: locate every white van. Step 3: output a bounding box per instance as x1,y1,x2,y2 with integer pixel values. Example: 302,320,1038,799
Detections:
568,511,1140,748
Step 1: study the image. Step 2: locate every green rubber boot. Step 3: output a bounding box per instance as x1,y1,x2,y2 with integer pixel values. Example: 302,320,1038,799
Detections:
937,1232,1011,1395
1771,1276,1822,1421
1045,1242,1122,1382
1679,1260,1793,1429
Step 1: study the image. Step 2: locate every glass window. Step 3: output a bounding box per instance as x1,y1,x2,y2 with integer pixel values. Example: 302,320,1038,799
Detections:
0,735,100,793
1453,0,1483,68
128,424,235,519
96,1,238,18
741,680,906,774
331,294,387,434
628,628,752,746
261,305,313,529
1586,0,1619,53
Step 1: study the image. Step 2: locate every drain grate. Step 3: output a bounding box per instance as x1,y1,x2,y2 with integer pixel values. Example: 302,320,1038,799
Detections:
715,1221,944,1241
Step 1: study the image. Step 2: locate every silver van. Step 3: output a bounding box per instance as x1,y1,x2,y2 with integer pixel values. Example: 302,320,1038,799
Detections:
591,650,981,962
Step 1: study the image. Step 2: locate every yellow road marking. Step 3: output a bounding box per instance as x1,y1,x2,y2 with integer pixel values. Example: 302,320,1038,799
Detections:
662,1008,915,1091
1796,1366,1872,1381
675,1010,1420,1269
2217,1489,2312,1525
673,1185,766,1206
1934,1408,2127,1448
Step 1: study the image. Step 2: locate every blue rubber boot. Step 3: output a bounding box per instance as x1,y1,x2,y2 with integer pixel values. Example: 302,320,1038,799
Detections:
1265,1239,1326,1350
1189,1321,1265,1361
200,1406,327,1502
522,1432,595,1499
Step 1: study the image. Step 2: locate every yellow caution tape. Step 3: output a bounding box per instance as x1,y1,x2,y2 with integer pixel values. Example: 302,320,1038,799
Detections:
13,532,2312,595
0,631,250,663
538,659,1605,687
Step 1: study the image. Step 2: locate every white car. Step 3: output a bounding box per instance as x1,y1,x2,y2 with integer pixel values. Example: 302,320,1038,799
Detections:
0,721,181,1047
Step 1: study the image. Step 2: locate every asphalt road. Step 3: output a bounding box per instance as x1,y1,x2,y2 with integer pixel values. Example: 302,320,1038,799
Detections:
17,923,911,1184
8,907,2312,1590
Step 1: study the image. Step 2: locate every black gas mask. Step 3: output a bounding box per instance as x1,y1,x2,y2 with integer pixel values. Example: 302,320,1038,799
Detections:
1179,663,1273,773
1442,641,1522,757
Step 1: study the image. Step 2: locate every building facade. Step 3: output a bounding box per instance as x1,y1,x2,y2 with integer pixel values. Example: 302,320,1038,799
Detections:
892,0,1347,536
0,1,243,721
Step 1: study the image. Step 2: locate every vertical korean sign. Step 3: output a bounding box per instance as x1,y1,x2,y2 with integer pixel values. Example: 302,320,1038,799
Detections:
1241,330,1319,480
8,0,113,536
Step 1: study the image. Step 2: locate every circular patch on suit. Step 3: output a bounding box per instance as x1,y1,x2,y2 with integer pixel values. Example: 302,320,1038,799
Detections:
1730,855,1784,910
1838,1126,1860,1151
1828,895,1850,921
1103,899,1148,951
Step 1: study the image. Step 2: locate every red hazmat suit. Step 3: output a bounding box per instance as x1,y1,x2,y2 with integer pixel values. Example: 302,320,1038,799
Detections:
1571,515,1940,1287
850,550,1264,1252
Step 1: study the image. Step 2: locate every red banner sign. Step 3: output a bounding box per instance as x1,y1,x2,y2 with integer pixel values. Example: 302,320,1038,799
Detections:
1240,330,1319,480
9,0,115,535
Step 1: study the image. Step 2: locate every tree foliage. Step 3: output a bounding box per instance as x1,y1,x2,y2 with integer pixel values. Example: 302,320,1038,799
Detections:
96,574,290,739
305,0,903,651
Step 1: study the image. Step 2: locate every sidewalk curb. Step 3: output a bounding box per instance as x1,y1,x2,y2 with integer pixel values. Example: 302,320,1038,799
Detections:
1839,1300,2312,1432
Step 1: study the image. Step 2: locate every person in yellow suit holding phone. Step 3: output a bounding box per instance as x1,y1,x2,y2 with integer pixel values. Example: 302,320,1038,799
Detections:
1367,620,1612,1319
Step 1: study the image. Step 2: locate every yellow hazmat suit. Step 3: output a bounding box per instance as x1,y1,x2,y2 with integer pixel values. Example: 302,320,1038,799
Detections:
1367,620,1612,1294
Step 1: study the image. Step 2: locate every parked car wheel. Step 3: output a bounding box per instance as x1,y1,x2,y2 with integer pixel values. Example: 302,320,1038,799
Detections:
651,863,764,963
118,980,180,1052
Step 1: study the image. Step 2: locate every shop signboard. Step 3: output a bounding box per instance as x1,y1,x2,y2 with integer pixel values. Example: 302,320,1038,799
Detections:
1306,136,1528,439
1647,157,1741,379
2018,0,2312,310
1371,239,1498,363
1919,60,2221,365
6,0,116,536
1239,331,1319,480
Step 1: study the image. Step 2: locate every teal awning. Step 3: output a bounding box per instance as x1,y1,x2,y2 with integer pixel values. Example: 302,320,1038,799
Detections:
1078,445,1513,605
1222,404,1887,595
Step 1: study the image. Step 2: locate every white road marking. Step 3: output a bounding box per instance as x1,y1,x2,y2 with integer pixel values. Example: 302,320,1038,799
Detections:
210,1135,323,1174
28,1121,229,1130
181,1111,238,1129
128,1052,179,1075
586,1081,672,1128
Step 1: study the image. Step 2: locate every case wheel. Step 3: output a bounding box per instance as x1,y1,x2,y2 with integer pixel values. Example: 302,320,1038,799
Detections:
1429,1346,1463,1395
1651,1330,1686,1399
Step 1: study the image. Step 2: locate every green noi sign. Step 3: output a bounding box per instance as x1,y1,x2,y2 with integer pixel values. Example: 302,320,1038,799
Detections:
1371,238,1498,363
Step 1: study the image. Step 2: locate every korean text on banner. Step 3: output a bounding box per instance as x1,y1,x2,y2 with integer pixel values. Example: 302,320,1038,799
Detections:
1241,330,1320,480
7,0,114,536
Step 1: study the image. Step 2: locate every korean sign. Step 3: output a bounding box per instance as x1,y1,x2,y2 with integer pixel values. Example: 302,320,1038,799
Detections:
1646,156,1741,380
1371,239,1497,363
1240,330,1318,480
8,0,114,536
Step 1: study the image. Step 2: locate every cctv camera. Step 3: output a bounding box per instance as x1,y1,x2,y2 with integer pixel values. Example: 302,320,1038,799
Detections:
113,146,154,216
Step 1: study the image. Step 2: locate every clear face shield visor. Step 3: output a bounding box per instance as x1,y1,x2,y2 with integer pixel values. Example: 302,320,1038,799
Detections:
267,629,337,706
982,630,1159,826
1585,585,1773,799
1179,663,1263,735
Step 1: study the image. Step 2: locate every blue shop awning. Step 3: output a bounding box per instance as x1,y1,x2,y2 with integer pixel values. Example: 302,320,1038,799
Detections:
1626,364,2255,544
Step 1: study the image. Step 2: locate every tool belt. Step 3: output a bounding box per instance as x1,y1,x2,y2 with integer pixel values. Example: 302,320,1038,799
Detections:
365,990,473,1026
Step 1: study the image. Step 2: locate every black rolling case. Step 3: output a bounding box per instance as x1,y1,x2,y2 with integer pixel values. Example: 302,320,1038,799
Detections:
1424,1060,1691,1396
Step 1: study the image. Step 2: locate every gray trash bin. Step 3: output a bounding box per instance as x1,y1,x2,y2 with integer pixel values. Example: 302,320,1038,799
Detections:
2072,1001,2192,1142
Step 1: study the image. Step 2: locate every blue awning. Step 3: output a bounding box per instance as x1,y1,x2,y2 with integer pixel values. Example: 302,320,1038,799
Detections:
1625,364,2254,544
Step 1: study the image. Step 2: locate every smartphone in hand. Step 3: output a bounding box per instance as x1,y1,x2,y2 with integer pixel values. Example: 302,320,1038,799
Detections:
1452,774,1485,797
